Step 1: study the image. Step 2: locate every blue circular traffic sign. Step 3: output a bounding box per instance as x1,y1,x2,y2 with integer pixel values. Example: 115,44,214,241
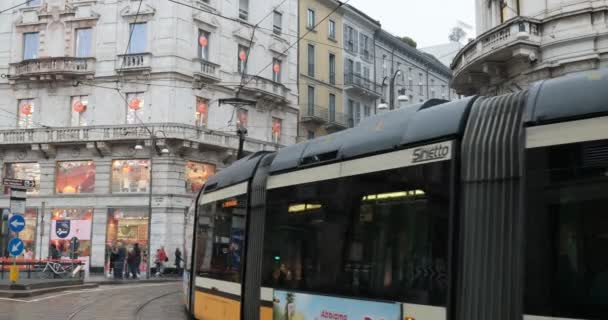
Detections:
8,215,25,233
8,238,24,257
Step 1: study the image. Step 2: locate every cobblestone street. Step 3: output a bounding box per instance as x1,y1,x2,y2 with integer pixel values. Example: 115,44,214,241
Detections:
0,283,186,320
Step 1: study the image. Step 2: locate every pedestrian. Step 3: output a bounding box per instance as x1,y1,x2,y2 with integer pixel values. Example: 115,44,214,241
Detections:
108,244,117,278
133,243,141,279
154,249,162,277
114,242,126,279
126,248,138,279
159,246,168,274
49,244,60,260
175,248,183,275
24,247,33,260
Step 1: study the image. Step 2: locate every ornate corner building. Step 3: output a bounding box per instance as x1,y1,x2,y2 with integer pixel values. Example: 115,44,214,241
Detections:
0,0,298,275
452,0,608,96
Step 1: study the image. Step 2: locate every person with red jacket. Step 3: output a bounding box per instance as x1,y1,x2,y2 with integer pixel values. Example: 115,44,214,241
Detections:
155,246,168,276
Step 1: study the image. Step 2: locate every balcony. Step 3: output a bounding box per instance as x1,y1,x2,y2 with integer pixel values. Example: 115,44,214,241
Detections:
0,123,280,154
323,109,348,132
115,53,152,73
451,17,541,95
193,59,220,83
9,57,95,82
301,106,327,125
344,73,381,98
241,75,289,104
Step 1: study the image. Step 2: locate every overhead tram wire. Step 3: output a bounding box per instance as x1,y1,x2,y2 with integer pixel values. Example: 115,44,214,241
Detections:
0,0,33,15
117,0,144,85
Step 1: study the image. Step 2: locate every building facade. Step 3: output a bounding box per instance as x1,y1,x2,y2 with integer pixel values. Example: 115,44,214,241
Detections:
375,30,453,110
452,0,608,95
0,0,298,275
298,0,345,139
342,4,381,127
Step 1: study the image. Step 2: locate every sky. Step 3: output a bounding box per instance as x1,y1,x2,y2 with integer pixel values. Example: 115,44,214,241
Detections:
348,0,477,48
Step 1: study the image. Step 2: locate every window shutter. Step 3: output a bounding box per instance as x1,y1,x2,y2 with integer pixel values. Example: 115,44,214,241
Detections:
353,29,359,54
359,34,365,55
355,61,361,75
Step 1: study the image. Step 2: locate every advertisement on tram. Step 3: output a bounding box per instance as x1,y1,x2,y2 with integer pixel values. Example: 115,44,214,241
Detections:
272,290,401,320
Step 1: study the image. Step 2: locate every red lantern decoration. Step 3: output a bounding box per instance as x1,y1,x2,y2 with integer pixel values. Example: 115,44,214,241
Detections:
272,121,281,134
197,101,208,114
129,98,141,110
273,63,281,74
239,50,247,62
20,103,32,115
199,35,208,48
72,100,86,113
122,166,131,174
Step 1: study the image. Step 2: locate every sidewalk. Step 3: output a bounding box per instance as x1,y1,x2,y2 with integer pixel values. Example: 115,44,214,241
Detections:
85,273,181,285
0,278,97,298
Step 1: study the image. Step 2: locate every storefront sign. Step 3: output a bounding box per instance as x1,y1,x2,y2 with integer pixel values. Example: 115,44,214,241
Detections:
273,290,401,320
3,178,35,189
51,220,91,240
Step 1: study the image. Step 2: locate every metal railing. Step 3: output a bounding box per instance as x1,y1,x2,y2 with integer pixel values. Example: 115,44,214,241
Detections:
0,123,281,153
10,57,95,78
0,258,85,280
344,73,380,95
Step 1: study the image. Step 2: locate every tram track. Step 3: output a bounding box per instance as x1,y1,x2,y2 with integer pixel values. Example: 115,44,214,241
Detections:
134,290,181,320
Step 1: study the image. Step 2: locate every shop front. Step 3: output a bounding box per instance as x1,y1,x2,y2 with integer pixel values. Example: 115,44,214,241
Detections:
105,208,149,277
50,208,93,275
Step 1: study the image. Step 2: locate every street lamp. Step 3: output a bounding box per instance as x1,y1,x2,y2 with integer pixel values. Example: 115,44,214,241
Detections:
389,69,403,110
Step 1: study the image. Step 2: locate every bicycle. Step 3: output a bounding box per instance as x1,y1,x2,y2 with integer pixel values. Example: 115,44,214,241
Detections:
38,261,80,279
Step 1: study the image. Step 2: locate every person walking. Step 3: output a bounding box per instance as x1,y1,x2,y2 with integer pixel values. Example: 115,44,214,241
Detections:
126,248,138,279
49,244,61,260
175,248,183,276
114,242,126,279
158,246,168,275
108,244,117,278
133,243,141,279
154,249,162,277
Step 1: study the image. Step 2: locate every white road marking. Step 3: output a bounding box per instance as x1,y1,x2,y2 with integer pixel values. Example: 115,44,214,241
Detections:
0,282,176,303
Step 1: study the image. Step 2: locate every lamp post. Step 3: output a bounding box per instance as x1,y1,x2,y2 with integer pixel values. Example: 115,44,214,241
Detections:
388,69,403,110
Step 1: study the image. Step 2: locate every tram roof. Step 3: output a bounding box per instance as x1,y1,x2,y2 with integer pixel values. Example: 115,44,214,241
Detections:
203,151,271,193
270,97,477,174
525,69,608,125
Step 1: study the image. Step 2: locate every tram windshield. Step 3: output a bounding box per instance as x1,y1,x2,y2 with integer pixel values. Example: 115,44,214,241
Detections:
262,160,452,306
195,194,248,283
526,139,608,319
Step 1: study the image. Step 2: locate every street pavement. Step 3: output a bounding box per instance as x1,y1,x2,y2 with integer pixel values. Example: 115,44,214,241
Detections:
0,282,186,320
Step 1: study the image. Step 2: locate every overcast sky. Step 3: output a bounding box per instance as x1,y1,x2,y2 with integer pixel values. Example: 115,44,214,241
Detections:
348,0,476,48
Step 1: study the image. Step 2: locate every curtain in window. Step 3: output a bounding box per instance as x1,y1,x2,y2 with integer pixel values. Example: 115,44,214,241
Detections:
76,29,92,57
23,33,39,60
128,24,147,54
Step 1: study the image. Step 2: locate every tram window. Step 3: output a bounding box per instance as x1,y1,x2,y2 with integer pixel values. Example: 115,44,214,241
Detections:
526,140,608,319
195,194,248,283
262,162,451,306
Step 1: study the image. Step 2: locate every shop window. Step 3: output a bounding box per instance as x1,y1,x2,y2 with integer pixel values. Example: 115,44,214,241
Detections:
50,208,93,272
105,208,149,275
126,92,145,124
195,97,209,128
70,95,90,126
111,159,150,193
128,23,147,54
55,161,96,194
3,162,40,195
185,161,216,193
271,117,282,144
23,32,39,60
236,108,248,131
17,99,35,128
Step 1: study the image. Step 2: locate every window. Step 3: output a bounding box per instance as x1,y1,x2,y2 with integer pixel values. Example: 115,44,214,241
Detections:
329,54,336,85
261,160,451,305
238,45,248,74
17,99,35,128
382,55,387,77
196,194,248,282
442,85,447,99
55,161,96,194
236,108,248,131
50,208,93,261
344,26,357,53
307,9,315,29
328,19,336,40
354,102,361,126
329,93,336,122
75,28,92,58
360,34,369,59
128,23,147,54
185,161,215,193
307,44,315,77
27,0,41,6
525,140,608,319
198,30,210,61
431,79,436,98
271,117,282,144
3,163,40,195
106,208,149,269
126,92,145,124
273,11,282,35
347,99,354,127
364,105,371,117
23,32,39,60
70,95,90,126
195,97,209,128
111,160,150,193
345,59,354,84
239,0,249,20
363,66,370,82
419,73,424,95
307,86,315,116
307,130,315,140
272,58,281,83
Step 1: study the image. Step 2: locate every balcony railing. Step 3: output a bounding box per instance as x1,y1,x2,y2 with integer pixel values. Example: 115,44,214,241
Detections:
322,109,348,131
344,73,381,97
242,75,289,101
301,106,327,124
452,17,541,76
115,53,152,72
0,123,280,153
9,57,95,81
193,59,220,82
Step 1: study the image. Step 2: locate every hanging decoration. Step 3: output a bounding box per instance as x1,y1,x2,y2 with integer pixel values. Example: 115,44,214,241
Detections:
20,103,33,115
129,98,141,110
199,35,208,48
273,63,281,74
197,101,208,114
239,50,247,62
72,100,86,113
272,120,281,134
